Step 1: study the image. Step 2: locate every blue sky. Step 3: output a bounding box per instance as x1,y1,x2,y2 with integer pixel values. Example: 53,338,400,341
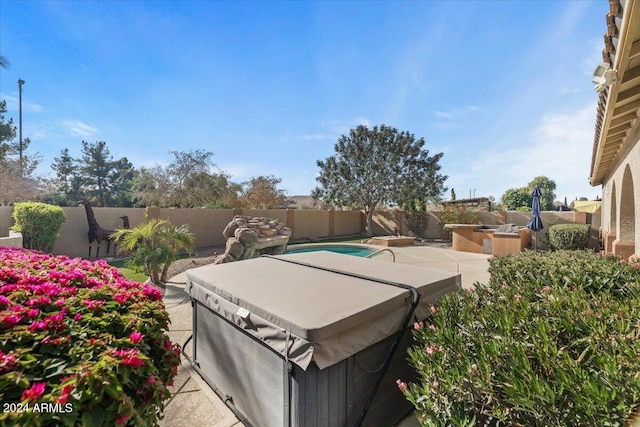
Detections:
1,0,607,202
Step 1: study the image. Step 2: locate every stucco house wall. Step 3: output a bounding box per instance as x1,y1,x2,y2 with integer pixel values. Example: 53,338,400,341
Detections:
600,122,640,258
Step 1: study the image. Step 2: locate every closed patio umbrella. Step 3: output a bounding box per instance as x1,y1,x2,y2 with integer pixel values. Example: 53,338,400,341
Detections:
526,185,544,250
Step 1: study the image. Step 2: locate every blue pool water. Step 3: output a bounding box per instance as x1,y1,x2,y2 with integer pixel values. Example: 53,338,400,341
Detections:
285,245,375,258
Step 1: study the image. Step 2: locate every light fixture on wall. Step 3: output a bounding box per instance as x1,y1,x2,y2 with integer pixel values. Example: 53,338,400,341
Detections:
592,62,617,92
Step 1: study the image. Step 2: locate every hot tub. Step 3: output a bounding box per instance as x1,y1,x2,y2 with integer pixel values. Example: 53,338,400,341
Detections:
185,251,460,427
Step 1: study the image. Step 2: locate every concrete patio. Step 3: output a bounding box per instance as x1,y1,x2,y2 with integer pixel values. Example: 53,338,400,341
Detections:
160,243,492,427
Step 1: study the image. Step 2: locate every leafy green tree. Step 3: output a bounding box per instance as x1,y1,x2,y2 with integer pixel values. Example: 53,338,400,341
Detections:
528,176,556,211
238,175,287,209
501,187,532,211
500,176,557,211
130,149,238,208
313,124,447,236
77,141,135,206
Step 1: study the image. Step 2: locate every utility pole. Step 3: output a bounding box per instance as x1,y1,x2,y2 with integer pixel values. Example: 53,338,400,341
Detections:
18,78,25,176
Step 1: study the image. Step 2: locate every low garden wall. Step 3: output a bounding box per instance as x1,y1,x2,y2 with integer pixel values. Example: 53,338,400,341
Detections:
0,206,600,258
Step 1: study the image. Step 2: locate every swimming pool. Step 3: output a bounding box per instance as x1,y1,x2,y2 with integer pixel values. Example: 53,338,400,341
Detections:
285,244,376,258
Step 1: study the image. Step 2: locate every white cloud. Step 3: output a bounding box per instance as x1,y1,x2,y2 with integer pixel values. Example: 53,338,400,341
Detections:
1,94,44,113
60,120,98,137
301,133,334,141
433,111,454,119
465,103,598,201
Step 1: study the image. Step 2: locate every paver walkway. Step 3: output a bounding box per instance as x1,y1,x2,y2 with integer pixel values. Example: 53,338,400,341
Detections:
160,243,492,426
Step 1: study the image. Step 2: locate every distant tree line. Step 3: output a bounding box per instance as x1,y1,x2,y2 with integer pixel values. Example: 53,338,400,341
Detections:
0,102,288,208
2,98,450,218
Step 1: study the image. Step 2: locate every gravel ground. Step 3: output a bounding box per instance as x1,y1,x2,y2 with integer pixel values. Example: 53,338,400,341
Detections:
164,246,224,279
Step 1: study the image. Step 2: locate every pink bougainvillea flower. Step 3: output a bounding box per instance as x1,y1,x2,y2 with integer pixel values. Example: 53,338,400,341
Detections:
2,314,22,327
142,285,163,301
28,321,47,332
396,379,408,391
0,351,18,374
74,313,82,321
114,292,130,305
83,299,105,310
21,382,46,402
129,331,144,344
114,348,146,368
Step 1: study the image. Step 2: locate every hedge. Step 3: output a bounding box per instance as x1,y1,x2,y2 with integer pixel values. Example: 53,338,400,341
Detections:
400,250,640,426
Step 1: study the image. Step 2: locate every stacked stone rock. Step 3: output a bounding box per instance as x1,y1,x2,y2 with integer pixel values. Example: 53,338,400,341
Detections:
215,216,292,264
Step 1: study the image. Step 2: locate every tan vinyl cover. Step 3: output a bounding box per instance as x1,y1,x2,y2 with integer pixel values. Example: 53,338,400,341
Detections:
186,251,460,370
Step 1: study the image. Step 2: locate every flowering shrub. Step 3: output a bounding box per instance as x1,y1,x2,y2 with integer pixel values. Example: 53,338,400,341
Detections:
0,247,180,426
401,250,640,426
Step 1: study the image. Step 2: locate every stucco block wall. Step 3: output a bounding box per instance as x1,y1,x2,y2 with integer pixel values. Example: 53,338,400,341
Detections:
371,211,398,235
53,207,145,258
0,207,13,238
159,208,235,248
290,209,330,239
600,120,640,257
333,211,363,236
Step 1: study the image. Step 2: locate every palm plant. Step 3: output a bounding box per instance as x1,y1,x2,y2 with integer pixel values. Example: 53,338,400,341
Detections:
111,219,195,286
160,223,196,282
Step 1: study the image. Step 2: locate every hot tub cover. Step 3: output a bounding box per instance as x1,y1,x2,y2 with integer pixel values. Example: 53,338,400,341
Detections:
186,251,460,370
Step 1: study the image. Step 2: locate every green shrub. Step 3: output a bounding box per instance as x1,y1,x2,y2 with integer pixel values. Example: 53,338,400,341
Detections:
401,250,640,426
548,224,590,250
439,206,480,227
11,202,66,253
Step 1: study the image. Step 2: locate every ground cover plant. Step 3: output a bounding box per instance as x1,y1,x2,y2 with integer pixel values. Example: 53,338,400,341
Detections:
400,250,640,426
0,247,180,426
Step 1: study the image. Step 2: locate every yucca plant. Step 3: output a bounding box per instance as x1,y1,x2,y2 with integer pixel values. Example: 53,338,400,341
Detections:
111,219,195,286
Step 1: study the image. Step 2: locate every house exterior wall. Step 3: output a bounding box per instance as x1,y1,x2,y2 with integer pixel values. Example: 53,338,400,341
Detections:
600,121,640,258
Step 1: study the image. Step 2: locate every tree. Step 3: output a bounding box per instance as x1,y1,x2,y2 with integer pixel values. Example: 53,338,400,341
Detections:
130,149,238,208
527,176,556,211
0,100,40,205
49,148,80,205
77,141,135,206
238,175,287,209
0,55,9,69
501,187,532,211
500,176,557,211
313,124,447,236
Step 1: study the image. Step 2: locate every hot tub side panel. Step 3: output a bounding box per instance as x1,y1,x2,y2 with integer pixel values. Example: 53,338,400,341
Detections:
194,302,288,427
195,301,417,427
